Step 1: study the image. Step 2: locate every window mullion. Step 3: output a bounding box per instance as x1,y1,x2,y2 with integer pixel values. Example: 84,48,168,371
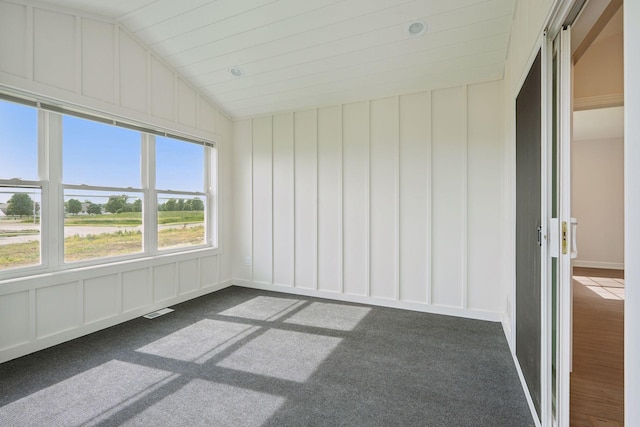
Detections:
205,146,216,248
144,134,157,255
45,111,64,269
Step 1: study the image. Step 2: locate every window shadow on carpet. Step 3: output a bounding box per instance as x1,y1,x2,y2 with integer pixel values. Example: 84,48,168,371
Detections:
0,286,533,426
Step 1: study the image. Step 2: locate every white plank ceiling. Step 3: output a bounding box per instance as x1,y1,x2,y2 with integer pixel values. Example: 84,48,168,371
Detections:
33,0,516,118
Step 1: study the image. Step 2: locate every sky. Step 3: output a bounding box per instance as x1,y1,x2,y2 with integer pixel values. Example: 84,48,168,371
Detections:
0,100,205,204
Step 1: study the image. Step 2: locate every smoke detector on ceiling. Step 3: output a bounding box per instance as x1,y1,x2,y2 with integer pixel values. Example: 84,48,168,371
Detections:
229,66,244,77
407,20,427,36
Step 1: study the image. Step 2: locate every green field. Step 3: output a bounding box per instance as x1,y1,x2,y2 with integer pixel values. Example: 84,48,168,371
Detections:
0,225,205,268
63,210,204,226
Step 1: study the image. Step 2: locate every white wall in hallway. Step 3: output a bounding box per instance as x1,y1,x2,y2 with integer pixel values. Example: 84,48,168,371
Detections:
233,80,505,320
572,136,624,269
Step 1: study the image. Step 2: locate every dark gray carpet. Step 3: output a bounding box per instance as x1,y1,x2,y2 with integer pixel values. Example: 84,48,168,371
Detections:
0,287,534,426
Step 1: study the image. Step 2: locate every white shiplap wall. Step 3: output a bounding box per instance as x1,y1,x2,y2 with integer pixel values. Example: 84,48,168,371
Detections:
0,2,234,363
233,80,505,320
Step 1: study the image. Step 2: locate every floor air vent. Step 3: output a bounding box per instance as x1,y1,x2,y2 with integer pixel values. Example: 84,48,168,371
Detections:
143,308,174,319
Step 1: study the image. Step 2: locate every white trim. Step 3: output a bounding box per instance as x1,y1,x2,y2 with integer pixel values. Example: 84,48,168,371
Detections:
557,26,573,427
572,260,624,270
0,246,219,293
426,90,433,305
462,85,469,310
624,1,640,422
513,32,546,99
507,332,544,427
573,93,624,110
366,100,371,298
541,32,552,427
233,279,502,322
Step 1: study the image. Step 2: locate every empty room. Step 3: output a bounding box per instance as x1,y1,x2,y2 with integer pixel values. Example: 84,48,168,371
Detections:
0,1,638,426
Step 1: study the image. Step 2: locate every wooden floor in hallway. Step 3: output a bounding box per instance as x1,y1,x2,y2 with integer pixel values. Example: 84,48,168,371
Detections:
571,267,624,426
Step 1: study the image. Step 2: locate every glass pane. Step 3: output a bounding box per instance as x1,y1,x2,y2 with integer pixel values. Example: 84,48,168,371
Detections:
63,116,141,187
157,193,205,250
0,100,38,181
0,187,41,271
64,190,143,263
156,136,204,192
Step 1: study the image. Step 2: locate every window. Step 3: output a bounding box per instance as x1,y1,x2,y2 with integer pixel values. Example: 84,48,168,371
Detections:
0,93,215,276
62,115,143,263
0,100,41,272
156,136,207,250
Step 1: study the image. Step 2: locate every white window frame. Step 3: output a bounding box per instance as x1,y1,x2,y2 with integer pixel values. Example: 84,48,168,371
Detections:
154,134,212,254
0,92,217,279
0,98,46,278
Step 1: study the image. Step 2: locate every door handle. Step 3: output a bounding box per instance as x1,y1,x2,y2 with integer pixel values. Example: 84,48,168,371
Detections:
562,221,567,254
570,217,578,259
537,226,542,247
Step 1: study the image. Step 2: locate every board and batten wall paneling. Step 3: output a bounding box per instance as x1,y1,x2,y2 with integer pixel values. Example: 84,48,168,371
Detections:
342,101,370,296
81,18,115,103
294,110,318,289
0,2,222,141
399,92,431,304
233,120,253,281
36,282,79,339
431,86,467,309
122,268,150,313
1,252,232,363
118,29,148,114
177,78,198,128
233,82,505,320
317,106,343,293
179,259,199,295
0,291,30,350
467,81,504,312
84,274,119,324
153,264,176,303
150,56,175,121
218,116,234,283
0,2,28,78
33,8,76,92
272,113,295,287
201,255,219,288
252,116,273,284
370,97,399,300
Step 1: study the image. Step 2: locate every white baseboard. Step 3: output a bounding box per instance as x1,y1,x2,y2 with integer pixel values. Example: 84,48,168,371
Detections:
502,314,514,353
572,260,624,270
510,348,542,427
501,315,540,425
232,279,502,322
0,280,233,364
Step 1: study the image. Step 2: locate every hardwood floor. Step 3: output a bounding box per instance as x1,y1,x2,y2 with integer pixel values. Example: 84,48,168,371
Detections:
570,267,624,426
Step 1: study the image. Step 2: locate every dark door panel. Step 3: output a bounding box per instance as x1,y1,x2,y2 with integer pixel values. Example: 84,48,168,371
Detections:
516,50,542,421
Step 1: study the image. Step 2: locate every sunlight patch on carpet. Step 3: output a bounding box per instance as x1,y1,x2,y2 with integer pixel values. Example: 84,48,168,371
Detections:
122,379,285,427
136,319,259,364
217,328,342,382
219,296,305,321
0,360,176,426
284,302,370,331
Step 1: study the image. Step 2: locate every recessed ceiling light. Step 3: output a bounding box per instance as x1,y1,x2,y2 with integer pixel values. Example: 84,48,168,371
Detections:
407,20,427,36
229,66,244,77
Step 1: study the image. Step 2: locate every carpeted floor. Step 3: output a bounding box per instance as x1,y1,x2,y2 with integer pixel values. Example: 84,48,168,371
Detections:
0,287,534,426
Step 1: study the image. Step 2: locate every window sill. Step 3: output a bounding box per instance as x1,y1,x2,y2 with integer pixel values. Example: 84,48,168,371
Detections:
0,246,220,290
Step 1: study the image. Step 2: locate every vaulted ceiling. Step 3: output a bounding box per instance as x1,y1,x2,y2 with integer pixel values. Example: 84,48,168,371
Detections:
34,0,516,118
